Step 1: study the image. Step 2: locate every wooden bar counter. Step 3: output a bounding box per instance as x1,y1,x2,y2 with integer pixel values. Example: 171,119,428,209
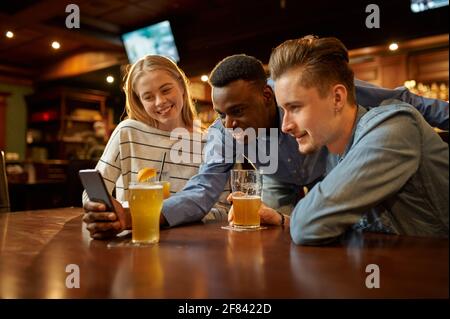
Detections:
0,208,448,298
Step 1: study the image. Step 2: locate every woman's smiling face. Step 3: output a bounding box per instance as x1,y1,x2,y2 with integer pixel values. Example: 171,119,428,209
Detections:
135,69,185,128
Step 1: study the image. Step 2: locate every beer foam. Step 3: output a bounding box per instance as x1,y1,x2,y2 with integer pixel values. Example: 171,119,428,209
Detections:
129,183,163,190
233,195,261,200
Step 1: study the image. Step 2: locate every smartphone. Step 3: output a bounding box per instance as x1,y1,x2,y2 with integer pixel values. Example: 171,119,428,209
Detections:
79,169,115,212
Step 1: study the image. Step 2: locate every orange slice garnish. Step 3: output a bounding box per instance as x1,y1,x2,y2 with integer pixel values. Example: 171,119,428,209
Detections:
137,167,157,182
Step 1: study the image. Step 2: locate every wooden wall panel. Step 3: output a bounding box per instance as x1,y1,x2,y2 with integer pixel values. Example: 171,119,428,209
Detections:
351,47,448,90
409,50,449,83
351,60,380,86
378,54,408,89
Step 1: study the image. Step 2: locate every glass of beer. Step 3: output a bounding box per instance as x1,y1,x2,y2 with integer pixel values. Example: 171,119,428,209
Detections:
230,170,262,229
129,182,163,245
155,171,171,199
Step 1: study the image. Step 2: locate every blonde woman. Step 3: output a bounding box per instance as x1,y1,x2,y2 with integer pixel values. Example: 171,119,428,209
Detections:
83,55,229,239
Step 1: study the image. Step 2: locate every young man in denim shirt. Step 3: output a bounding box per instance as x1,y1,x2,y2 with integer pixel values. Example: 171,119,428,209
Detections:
269,36,448,245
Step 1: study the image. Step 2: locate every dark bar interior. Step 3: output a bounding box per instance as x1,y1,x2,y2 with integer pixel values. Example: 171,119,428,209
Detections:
0,0,448,304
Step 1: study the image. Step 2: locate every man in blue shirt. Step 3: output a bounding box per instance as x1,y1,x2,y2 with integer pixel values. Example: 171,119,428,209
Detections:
83,54,449,239
267,35,448,244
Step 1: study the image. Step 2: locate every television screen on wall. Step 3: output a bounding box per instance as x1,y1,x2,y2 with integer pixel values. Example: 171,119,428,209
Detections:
411,0,448,12
121,20,180,64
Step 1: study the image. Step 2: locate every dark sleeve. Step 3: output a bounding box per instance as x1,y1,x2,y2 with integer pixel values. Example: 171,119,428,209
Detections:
355,79,449,130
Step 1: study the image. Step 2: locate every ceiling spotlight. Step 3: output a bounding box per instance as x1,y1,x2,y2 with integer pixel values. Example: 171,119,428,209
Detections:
6,31,14,38
51,41,61,49
106,75,114,83
200,75,208,82
389,43,399,51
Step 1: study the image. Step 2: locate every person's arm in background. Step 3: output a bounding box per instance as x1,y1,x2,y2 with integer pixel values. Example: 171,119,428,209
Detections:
290,107,422,245
354,78,449,130
161,120,234,227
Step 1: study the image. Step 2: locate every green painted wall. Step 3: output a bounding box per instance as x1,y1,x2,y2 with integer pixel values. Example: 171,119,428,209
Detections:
0,82,34,160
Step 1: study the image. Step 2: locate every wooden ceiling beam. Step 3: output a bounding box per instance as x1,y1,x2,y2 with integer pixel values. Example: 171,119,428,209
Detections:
81,16,122,34
0,74,33,86
0,60,35,84
0,0,65,29
32,24,123,49
349,34,449,59
0,0,123,50
0,64,35,77
39,50,128,81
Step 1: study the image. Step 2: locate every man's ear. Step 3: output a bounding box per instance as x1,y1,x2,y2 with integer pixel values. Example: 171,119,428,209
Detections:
333,84,347,111
263,85,275,105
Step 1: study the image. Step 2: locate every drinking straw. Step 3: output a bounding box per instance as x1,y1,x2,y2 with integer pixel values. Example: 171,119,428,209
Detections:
242,154,257,170
158,152,167,181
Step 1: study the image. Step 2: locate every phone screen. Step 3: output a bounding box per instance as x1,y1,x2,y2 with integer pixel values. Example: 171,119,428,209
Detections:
79,169,115,212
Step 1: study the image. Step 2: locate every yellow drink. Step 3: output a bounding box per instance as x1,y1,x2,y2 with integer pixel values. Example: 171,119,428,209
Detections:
232,195,261,228
155,181,171,199
129,183,163,244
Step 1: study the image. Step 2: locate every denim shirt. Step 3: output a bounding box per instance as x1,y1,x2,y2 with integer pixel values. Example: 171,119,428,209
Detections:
161,82,449,227
290,103,449,245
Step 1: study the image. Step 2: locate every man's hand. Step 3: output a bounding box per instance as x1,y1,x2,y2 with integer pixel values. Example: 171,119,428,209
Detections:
83,197,131,239
227,193,243,226
227,193,288,226
259,203,287,226
228,205,235,225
